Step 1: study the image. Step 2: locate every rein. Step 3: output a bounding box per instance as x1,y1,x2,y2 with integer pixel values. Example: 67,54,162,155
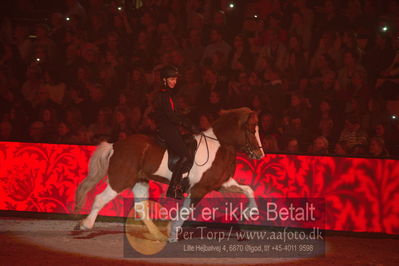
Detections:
194,132,217,166
193,127,263,166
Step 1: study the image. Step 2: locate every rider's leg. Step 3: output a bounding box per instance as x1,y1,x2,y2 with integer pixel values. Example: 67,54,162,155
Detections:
166,156,189,199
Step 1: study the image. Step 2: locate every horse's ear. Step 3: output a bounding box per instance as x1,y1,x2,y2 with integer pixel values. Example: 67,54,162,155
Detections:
238,109,254,126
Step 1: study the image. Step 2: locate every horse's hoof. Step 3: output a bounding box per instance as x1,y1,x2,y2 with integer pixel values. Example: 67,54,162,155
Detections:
168,237,178,243
73,222,89,231
155,233,168,242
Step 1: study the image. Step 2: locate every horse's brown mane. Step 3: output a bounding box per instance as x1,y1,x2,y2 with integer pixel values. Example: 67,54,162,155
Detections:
212,107,253,148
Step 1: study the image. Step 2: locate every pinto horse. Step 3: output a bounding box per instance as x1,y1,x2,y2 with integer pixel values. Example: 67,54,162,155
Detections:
74,107,265,241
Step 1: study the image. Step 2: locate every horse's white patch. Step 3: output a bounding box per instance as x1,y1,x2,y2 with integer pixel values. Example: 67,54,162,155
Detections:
255,125,265,157
189,128,221,188
82,184,118,229
152,150,173,179
132,182,149,202
152,128,221,188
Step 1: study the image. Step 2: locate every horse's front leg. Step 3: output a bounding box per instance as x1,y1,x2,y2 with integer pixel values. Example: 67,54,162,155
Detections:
133,182,168,242
168,197,192,242
219,177,259,218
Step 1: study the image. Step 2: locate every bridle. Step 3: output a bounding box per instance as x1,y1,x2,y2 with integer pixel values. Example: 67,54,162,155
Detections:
241,125,263,159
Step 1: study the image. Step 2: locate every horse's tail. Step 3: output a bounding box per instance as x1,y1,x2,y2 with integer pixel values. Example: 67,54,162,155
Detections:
74,141,114,213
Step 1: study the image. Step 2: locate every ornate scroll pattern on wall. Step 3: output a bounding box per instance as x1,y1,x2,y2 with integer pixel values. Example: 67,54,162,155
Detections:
0,142,398,234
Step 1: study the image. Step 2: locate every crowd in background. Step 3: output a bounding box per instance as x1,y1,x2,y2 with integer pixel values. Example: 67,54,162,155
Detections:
1,0,399,158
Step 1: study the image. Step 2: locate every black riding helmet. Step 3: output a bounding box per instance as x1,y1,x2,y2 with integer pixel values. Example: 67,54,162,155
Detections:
160,64,179,80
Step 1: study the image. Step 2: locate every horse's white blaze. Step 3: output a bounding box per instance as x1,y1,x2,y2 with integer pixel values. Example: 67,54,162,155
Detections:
81,184,117,229
152,128,221,188
255,125,265,157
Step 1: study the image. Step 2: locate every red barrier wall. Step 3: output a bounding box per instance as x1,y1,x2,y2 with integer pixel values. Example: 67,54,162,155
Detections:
0,141,398,234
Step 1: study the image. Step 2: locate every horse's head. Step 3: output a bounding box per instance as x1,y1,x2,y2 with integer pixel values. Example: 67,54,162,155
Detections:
213,108,265,160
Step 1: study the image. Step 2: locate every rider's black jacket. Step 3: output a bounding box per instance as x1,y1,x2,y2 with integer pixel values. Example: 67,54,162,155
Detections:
152,88,195,158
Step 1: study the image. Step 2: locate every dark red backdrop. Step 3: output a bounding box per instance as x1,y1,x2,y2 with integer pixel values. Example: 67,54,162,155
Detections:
0,141,398,234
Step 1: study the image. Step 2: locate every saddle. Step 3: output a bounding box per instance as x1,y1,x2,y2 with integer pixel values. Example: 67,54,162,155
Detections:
155,133,197,173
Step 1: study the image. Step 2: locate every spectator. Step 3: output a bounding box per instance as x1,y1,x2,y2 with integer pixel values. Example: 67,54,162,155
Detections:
309,31,342,73
32,86,61,121
88,107,112,141
338,116,368,150
255,28,288,72
65,106,85,134
0,121,13,141
370,122,390,144
111,107,132,142
39,107,59,141
202,90,224,118
366,32,394,84
178,65,202,107
210,10,234,42
279,115,310,152
249,93,267,115
369,136,389,157
336,50,367,92
361,97,389,133
334,140,350,155
261,67,287,116
12,24,33,64
308,136,329,154
28,121,45,143
201,67,227,106
228,33,253,75
183,28,205,66
262,134,280,153
21,64,43,104
285,34,308,90
308,53,335,79
315,0,345,35
201,27,232,67
82,82,109,125
130,30,155,69
285,137,299,153
227,70,253,108
292,0,314,49
259,111,279,138
248,71,263,92
42,70,66,105
54,121,74,144
289,10,312,51
86,11,109,45
284,91,311,127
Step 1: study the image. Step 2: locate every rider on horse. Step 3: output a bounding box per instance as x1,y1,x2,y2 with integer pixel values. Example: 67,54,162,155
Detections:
152,64,201,199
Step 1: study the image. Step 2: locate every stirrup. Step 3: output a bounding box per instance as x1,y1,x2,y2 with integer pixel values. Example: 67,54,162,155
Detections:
166,185,184,199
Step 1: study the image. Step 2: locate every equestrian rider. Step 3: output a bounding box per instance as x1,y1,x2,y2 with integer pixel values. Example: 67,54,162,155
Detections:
153,64,201,199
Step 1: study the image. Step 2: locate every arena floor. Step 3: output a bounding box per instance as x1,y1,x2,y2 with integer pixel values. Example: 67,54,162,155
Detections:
0,217,398,266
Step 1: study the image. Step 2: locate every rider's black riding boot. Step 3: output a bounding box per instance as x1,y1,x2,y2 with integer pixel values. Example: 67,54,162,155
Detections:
166,170,184,199
166,158,188,199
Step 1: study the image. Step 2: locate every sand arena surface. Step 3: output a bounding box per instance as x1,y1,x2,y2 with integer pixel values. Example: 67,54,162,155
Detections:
0,217,399,266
